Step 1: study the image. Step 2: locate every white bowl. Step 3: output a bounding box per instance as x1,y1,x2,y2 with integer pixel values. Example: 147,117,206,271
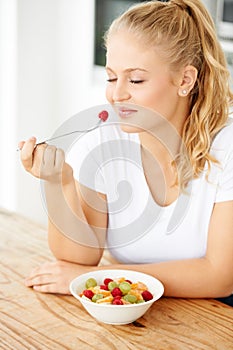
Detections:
69,269,164,325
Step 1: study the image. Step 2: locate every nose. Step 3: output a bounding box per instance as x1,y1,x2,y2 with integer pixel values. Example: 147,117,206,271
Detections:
112,80,131,103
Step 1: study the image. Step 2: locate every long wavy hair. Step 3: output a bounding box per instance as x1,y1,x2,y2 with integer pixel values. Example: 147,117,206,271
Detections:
104,0,233,188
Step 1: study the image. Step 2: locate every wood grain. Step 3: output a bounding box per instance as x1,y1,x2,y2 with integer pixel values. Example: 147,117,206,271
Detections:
0,209,232,350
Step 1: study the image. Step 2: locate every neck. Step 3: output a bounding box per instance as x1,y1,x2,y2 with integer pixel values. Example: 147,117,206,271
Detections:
139,120,182,161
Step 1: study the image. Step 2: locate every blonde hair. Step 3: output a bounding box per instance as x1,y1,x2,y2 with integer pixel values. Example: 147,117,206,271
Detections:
105,0,233,188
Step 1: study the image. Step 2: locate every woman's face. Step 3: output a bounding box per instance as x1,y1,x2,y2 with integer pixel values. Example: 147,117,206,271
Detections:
105,31,187,133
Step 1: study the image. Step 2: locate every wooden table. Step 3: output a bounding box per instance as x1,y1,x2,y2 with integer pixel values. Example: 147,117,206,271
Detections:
0,209,232,350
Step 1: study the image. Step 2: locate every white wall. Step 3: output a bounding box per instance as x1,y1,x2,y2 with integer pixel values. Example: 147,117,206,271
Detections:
0,0,107,225
0,0,18,212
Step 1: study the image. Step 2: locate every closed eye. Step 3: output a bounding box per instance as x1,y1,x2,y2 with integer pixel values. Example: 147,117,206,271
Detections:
107,78,117,83
129,80,144,84
107,78,144,84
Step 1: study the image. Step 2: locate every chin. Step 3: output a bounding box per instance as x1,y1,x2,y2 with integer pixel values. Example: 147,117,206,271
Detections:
119,123,144,134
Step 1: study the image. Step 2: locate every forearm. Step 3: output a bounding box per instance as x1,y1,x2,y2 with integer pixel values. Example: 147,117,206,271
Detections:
19,139,105,265
44,179,103,265
95,257,232,298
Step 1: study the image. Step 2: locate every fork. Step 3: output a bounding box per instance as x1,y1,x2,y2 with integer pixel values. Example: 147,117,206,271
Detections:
35,119,102,146
17,110,108,150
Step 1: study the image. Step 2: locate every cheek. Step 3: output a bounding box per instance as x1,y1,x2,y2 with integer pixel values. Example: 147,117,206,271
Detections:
142,83,174,109
134,91,159,110
105,85,113,103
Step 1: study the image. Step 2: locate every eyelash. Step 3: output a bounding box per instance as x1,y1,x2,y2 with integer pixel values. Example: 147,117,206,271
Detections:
129,80,144,84
107,78,117,83
107,78,144,84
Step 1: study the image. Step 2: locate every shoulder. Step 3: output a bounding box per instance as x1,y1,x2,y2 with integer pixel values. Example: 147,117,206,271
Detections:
211,118,233,160
212,118,233,149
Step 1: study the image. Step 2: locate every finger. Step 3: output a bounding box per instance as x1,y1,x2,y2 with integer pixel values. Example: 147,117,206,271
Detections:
33,282,71,294
32,143,48,175
42,145,57,168
25,273,70,294
54,148,65,169
26,265,52,280
25,275,43,286
18,140,25,150
26,261,58,278
20,137,37,170
25,274,55,287
32,283,62,294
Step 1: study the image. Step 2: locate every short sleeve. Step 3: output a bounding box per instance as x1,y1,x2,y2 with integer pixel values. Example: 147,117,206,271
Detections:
66,130,106,194
215,148,233,202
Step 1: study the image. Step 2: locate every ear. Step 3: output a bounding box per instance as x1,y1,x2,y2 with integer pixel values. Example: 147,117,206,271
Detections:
178,65,198,97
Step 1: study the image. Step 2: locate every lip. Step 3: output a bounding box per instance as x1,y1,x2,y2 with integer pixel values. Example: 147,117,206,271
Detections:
117,107,138,118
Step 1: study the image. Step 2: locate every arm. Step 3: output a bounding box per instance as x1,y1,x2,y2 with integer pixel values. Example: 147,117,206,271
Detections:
95,200,233,298
24,199,233,296
19,138,108,266
46,179,108,265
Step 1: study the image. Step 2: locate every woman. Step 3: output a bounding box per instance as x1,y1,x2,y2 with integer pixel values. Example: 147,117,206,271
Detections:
19,0,233,301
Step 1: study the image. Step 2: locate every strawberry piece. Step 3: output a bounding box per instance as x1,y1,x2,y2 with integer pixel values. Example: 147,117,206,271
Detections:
125,279,132,284
111,287,123,297
141,290,153,301
98,110,109,122
83,289,94,299
112,298,124,305
100,284,108,290
103,278,113,286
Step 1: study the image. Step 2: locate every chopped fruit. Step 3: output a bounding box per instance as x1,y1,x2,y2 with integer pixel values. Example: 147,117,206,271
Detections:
141,290,153,301
83,289,94,299
123,294,137,304
85,278,97,289
96,295,114,304
100,284,108,290
112,298,124,305
111,287,123,297
125,279,132,284
136,282,148,291
128,289,143,301
92,293,104,303
98,110,109,122
115,277,126,284
108,281,118,291
119,282,131,295
80,276,154,305
104,278,113,286
92,286,111,296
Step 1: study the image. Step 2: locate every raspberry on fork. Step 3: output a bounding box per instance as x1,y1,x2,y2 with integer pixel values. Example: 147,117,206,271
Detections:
98,110,109,122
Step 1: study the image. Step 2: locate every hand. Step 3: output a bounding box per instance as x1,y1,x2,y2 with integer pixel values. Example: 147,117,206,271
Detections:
19,137,73,184
25,260,93,294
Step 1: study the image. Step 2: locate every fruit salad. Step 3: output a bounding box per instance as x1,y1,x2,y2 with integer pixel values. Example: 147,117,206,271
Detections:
79,276,154,305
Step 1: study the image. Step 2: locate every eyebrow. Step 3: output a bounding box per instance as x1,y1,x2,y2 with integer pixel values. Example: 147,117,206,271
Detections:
105,67,149,73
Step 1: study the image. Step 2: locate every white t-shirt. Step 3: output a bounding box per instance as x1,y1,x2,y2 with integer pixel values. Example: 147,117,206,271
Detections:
66,116,233,264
